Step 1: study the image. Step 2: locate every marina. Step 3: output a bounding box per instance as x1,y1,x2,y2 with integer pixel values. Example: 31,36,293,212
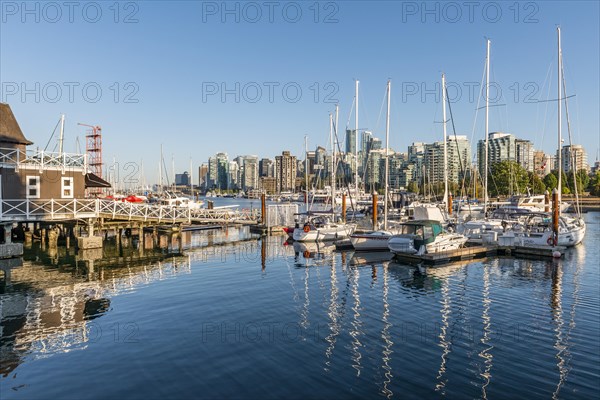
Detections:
2,2,599,399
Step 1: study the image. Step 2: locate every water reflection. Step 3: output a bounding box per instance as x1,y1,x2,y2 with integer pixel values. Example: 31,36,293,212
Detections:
349,265,363,376
380,264,394,399
1,217,598,399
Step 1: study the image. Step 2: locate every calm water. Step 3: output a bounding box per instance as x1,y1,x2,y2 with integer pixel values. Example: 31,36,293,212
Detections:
1,213,599,399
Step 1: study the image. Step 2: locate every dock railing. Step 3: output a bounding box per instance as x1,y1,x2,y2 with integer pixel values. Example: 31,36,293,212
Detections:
0,199,260,225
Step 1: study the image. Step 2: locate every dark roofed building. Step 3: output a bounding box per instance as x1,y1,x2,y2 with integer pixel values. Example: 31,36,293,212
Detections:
1,103,106,202
0,103,33,148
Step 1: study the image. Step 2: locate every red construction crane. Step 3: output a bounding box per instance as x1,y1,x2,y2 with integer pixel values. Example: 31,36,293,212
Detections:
78,123,103,194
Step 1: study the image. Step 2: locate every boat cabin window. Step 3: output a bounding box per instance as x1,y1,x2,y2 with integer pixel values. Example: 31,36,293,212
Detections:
423,226,434,239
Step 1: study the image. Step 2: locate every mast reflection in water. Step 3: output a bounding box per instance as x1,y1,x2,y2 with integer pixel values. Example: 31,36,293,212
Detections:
1,214,599,399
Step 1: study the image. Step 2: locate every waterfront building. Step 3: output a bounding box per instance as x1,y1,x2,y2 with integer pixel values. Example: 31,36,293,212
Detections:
242,156,259,190
533,150,551,177
0,103,109,200
275,151,297,193
198,163,208,189
228,161,239,189
175,172,189,186
259,176,276,194
346,129,357,155
259,158,274,178
477,132,516,177
207,152,229,190
516,139,535,172
560,144,589,173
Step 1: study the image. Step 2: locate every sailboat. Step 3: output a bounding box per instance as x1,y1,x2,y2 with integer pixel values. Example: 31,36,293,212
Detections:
293,106,356,242
512,27,585,248
388,74,468,255
461,29,585,248
351,80,394,251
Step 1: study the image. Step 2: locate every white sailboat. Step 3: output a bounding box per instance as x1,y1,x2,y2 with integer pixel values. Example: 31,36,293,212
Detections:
293,106,356,242
351,80,394,251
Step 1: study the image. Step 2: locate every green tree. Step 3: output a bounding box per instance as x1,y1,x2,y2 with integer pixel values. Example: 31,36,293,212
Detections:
407,181,419,194
543,170,571,194
488,160,529,197
588,171,600,196
543,172,558,191
528,172,546,194
567,170,590,194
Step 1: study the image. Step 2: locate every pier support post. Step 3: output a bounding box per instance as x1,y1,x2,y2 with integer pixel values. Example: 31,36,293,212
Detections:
448,192,453,215
342,193,347,222
372,192,378,231
0,223,23,259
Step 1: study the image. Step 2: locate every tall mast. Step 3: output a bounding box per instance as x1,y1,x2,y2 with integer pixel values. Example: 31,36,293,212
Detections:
355,79,359,196
557,26,562,210
58,114,65,155
159,144,163,194
329,112,334,213
384,80,391,230
334,104,339,208
172,154,175,191
304,134,309,210
442,73,449,205
190,157,194,197
484,39,491,214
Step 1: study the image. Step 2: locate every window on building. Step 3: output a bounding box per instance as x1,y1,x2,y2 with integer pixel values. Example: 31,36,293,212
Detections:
26,176,40,199
61,177,73,199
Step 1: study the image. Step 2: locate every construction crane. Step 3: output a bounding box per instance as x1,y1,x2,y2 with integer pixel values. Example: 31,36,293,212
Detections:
78,123,103,194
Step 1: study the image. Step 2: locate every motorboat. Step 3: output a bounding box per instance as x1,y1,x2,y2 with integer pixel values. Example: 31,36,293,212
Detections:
388,220,468,255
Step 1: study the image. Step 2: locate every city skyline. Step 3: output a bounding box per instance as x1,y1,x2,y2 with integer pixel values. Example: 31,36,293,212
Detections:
2,1,599,184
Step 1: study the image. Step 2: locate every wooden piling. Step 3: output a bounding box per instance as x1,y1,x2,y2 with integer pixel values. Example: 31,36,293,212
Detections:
372,192,378,230
342,193,347,222
448,192,453,215
261,193,267,225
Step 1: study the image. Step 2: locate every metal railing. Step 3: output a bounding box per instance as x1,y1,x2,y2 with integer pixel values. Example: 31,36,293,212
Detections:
0,148,87,170
0,199,260,224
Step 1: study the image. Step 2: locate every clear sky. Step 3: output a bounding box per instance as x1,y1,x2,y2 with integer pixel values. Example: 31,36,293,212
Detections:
1,1,599,184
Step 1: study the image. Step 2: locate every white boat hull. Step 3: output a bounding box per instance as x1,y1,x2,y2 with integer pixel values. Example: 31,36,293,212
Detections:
293,224,356,242
350,232,392,251
388,233,468,255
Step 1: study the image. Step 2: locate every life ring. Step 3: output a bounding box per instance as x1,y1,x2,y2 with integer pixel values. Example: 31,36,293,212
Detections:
303,250,311,258
547,236,556,246
303,225,310,233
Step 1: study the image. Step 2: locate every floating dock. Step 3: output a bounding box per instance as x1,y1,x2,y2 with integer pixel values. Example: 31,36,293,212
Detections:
389,244,566,266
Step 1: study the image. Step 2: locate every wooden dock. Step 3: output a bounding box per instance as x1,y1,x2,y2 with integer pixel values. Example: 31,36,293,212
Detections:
392,243,564,265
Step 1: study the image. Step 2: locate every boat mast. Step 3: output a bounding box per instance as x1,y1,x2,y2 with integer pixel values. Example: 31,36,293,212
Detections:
384,80,391,230
560,45,581,217
159,144,163,194
334,104,339,215
557,26,562,213
58,114,65,155
355,79,359,196
329,112,334,215
304,134,309,211
189,157,194,198
484,39,490,214
442,73,449,206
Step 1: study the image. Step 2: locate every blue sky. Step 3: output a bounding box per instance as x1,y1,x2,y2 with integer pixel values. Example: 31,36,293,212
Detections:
1,1,599,183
